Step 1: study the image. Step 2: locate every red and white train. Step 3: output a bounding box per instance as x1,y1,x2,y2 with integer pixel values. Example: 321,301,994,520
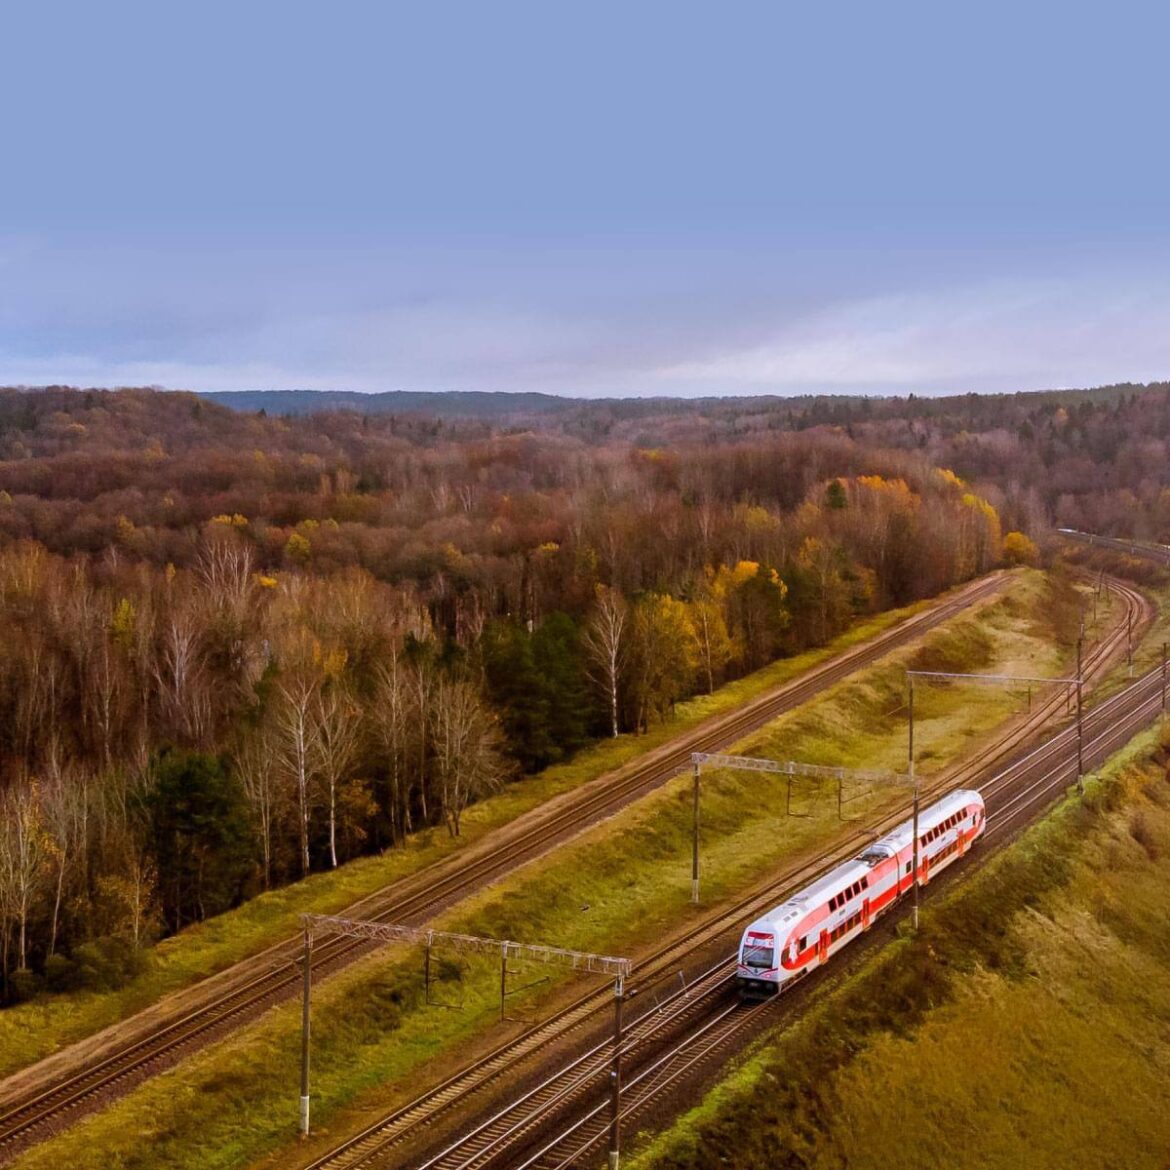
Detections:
736,788,986,997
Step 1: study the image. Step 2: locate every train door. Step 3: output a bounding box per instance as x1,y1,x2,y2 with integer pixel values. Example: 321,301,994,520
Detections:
862,896,871,930
818,930,829,964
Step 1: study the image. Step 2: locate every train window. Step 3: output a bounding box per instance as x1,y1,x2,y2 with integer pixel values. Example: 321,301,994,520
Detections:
829,896,837,911
798,936,807,952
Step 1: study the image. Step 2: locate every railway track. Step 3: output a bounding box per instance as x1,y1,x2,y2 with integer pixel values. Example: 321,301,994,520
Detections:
426,647,1170,1170
296,575,1148,1170
1060,528,1170,566
0,573,1012,1156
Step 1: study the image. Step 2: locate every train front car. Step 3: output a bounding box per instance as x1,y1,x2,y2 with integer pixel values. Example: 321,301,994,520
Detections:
736,916,786,998
737,898,809,998
735,788,988,999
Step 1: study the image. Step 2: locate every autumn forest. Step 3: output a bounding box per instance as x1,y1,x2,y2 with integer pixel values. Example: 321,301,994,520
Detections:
0,382,1167,998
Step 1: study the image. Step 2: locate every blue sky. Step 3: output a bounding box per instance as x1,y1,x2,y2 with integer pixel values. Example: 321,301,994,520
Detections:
2,1,1169,397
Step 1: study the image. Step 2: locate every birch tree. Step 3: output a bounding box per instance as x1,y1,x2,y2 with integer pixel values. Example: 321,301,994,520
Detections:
313,674,361,868
583,585,627,738
429,677,506,838
274,669,320,878
0,783,49,972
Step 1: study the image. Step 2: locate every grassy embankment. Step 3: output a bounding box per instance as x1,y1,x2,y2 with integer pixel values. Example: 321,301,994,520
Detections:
626,726,1170,1170
2,570,1100,1170
0,588,960,1078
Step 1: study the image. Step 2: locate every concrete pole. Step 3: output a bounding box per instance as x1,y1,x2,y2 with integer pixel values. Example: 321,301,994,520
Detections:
909,676,919,932
500,947,507,1022
1161,642,1167,718
691,760,701,904
1076,631,1085,796
300,927,312,1136
608,977,624,1170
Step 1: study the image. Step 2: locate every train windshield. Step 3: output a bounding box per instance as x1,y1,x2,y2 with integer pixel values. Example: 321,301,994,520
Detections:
742,933,775,969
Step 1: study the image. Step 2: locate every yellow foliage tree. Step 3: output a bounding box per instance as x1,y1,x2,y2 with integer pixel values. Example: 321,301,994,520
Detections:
1002,530,1039,566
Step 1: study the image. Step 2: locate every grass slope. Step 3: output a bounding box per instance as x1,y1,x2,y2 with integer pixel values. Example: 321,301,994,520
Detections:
628,729,1170,1170
1,571,1089,1170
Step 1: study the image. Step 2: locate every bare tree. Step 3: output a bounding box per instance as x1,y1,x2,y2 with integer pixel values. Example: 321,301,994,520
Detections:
273,669,321,878
429,677,506,838
314,682,361,868
40,762,88,957
372,650,417,841
583,585,628,738
154,603,212,745
195,535,254,608
0,782,48,971
234,728,281,889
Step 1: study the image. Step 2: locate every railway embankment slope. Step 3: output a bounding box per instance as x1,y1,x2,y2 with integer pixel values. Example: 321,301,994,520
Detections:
629,727,1170,1170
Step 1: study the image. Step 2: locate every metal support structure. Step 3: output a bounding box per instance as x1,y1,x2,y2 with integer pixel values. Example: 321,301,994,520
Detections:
1127,609,1134,676
297,914,631,1138
301,915,631,978
299,927,312,1136
907,667,1083,795
909,677,919,931
691,760,701,905
608,975,625,1170
688,752,910,902
905,660,1087,926
1162,642,1167,717
904,670,1078,687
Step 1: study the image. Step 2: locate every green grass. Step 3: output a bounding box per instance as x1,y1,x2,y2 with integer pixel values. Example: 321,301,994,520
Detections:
2,571,1089,1170
0,587,964,1079
626,728,1170,1170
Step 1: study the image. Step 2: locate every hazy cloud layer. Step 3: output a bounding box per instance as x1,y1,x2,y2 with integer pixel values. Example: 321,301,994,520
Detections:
3,254,1170,398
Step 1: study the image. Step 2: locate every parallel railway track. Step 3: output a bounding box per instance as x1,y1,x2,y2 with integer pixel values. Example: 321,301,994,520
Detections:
421,623,1169,1170
299,575,1149,1170
0,574,1013,1156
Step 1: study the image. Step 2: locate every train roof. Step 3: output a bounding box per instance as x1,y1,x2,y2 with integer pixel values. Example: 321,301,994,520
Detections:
861,788,983,859
741,788,985,939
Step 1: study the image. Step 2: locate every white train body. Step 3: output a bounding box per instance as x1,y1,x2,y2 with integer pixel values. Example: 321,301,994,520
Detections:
737,789,985,997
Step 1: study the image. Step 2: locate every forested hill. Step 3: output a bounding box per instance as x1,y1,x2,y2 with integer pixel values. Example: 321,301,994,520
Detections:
201,389,577,419
198,381,1167,425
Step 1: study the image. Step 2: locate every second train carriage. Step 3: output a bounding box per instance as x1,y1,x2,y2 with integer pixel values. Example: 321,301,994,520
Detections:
737,788,985,997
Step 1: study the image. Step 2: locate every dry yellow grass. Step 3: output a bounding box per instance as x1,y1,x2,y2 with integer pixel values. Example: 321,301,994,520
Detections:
630,728,1170,1170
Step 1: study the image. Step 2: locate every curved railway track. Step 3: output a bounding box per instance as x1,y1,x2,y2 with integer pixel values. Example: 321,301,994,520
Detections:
413,641,1170,1170
0,574,1014,1156
297,575,1149,1170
